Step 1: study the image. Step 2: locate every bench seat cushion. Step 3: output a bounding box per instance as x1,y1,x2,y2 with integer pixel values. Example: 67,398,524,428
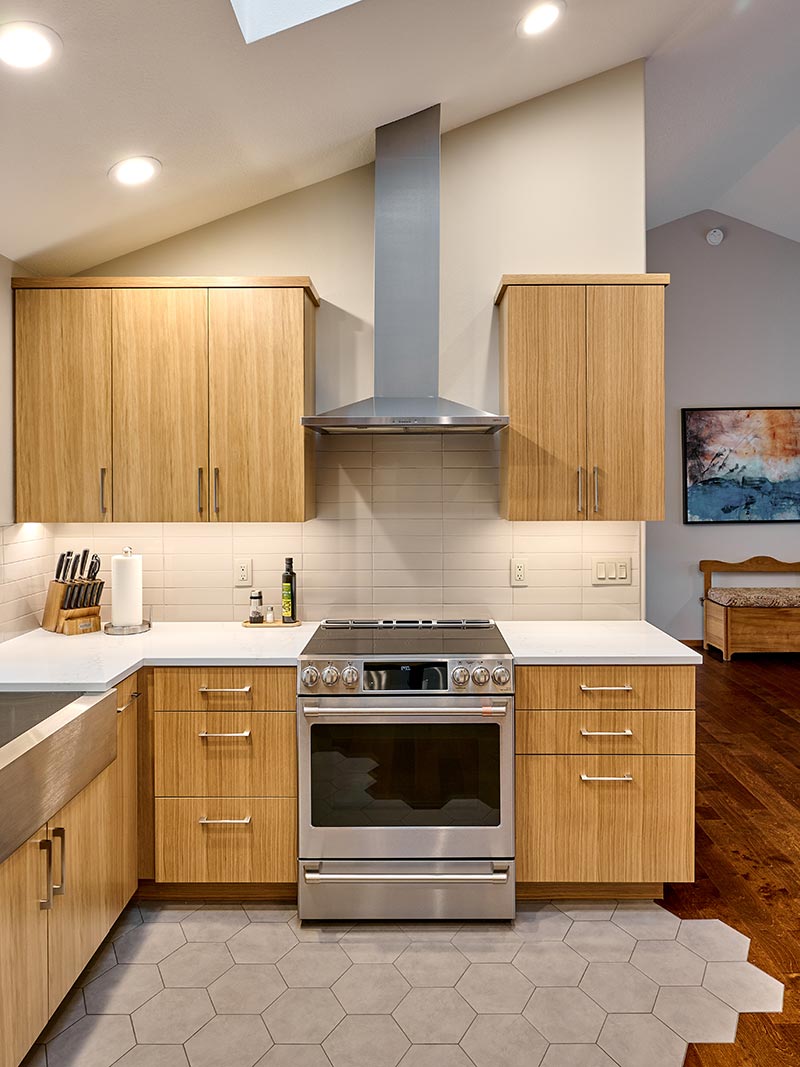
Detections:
708,586,800,608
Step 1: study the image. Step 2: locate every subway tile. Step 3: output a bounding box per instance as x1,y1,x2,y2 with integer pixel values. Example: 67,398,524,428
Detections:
522,570,584,588
513,587,582,604
372,502,443,519
442,434,499,451
373,435,443,452
513,604,584,621
303,553,372,571
303,537,373,555
233,523,304,538
231,538,303,555
443,503,500,519
3,540,55,564
513,521,584,537
373,485,443,503
442,602,513,620
161,606,237,622
582,604,641,621
442,553,510,570
163,588,234,606
314,502,373,520
373,468,441,486
316,467,373,487
372,452,443,470
443,534,512,554
317,451,373,468
302,588,374,605
374,552,444,570
442,450,498,468
372,587,444,605
582,585,641,605
3,522,51,544
443,588,513,605
317,485,372,504
513,535,582,553
317,433,372,452
443,485,499,504
443,570,509,588
373,570,443,588
163,554,233,571
163,523,233,538
303,519,373,537
580,535,640,553
442,468,499,486
302,571,374,590
163,570,232,589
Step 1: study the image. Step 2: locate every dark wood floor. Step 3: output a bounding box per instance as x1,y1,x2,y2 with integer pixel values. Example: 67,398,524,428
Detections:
663,649,800,1066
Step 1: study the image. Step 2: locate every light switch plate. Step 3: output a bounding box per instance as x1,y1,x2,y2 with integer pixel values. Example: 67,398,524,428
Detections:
235,558,252,586
591,556,632,585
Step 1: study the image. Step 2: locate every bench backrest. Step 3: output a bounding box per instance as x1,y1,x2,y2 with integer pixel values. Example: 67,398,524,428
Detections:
699,556,800,599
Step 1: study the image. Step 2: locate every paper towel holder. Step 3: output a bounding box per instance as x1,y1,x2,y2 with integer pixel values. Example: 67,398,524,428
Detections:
104,619,151,636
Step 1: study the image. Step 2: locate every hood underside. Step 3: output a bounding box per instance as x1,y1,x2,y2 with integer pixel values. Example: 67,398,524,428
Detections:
302,395,507,434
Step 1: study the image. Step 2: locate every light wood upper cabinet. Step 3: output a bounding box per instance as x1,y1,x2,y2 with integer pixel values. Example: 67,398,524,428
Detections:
496,275,667,522
15,288,112,522
209,288,316,522
113,288,209,522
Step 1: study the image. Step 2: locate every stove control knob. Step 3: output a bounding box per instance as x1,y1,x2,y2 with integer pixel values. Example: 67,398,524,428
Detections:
492,666,511,686
321,665,340,687
341,665,359,689
300,666,320,688
472,666,490,686
452,666,470,687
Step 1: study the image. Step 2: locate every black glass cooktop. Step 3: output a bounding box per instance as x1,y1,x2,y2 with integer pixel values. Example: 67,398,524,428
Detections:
0,692,80,750
301,620,511,658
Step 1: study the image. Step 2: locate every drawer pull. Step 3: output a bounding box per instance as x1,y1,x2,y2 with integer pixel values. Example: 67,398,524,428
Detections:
198,816,252,825
117,691,141,713
580,685,633,692
198,685,252,694
580,729,633,737
198,730,252,738
303,865,509,885
580,773,633,782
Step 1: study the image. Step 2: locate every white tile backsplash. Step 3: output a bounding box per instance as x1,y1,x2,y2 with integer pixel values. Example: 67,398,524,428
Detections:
0,523,53,641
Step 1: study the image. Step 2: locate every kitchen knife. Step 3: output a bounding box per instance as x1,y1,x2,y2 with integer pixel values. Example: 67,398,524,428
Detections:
77,583,88,609
88,555,101,581
63,583,74,610
78,549,89,579
93,580,105,607
62,551,73,583
69,553,80,581
55,552,66,582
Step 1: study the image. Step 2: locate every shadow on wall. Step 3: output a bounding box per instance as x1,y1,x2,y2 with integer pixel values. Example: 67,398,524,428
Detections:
315,301,373,413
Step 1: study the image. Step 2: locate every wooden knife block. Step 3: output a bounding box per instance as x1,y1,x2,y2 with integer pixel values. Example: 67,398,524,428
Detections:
42,581,102,636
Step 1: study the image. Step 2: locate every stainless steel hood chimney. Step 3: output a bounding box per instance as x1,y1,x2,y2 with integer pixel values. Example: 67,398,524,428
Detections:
302,105,508,434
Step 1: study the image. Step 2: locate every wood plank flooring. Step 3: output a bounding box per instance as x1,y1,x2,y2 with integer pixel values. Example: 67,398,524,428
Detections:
664,649,800,1066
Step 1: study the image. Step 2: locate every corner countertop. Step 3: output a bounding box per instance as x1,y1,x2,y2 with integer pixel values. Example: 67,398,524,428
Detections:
0,620,700,692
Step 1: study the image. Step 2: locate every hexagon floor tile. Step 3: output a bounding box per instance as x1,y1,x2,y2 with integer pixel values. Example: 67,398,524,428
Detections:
40,900,783,1067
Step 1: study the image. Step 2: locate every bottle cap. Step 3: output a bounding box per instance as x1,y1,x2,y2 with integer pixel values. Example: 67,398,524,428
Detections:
285,557,293,568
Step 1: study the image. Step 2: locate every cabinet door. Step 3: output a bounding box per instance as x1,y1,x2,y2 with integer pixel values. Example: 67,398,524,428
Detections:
15,289,112,522
209,288,315,522
586,285,665,520
47,769,116,1012
111,674,140,913
499,286,586,520
0,829,49,1067
113,288,209,521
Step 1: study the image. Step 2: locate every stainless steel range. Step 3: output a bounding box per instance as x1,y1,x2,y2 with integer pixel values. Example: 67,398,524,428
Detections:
297,619,515,921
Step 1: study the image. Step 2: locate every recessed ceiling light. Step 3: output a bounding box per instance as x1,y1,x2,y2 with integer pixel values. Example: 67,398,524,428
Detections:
517,0,565,37
0,21,62,69
108,156,162,186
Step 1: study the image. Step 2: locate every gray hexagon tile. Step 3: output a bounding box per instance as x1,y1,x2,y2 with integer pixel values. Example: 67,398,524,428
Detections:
676,918,751,961
332,964,410,1013
513,941,588,986
540,1045,618,1067
115,924,186,965
46,1014,136,1067
654,985,739,1042
524,987,606,1043
703,960,784,1012
451,924,523,963
400,923,463,942
612,902,681,940
460,1013,548,1067
263,987,345,1043
245,904,298,924
228,922,298,964
20,1046,46,1067
139,902,201,924
393,987,476,1043
565,920,636,962
255,1047,330,1067
111,906,144,940
131,988,214,1044
185,1014,272,1067
41,987,86,1041
579,962,658,1013
630,940,706,986
456,963,533,1014
323,1014,410,1067
398,1045,474,1067
78,943,118,987
115,1047,190,1067
553,900,618,921
340,937,407,964
395,943,469,986
598,1012,687,1067
277,943,351,987
181,906,250,943
158,943,233,987
84,965,163,1014
208,964,286,1014
513,903,573,941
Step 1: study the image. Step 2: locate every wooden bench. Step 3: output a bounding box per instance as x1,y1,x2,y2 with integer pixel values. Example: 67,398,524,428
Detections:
700,556,800,660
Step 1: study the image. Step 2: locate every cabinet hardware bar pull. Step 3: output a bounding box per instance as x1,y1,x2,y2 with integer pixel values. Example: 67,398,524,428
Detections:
39,839,53,910
213,467,220,514
117,691,141,714
100,467,108,515
197,468,204,514
580,684,633,692
198,685,252,694
198,730,252,738
593,465,600,513
577,466,584,514
199,816,252,825
303,866,509,885
580,729,633,737
580,774,634,782
51,827,66,895
302,705,507,718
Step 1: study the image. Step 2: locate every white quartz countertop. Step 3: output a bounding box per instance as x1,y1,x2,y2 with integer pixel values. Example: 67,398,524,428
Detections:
0,619,699,692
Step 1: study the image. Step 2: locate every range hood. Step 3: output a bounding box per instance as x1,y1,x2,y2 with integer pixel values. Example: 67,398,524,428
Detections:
302,105,508,435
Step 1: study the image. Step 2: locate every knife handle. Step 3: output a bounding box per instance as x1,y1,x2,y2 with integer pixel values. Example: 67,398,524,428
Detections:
55,553,66,582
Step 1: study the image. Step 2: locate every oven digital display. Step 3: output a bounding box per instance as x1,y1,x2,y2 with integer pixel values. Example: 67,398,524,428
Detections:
362,661,448,691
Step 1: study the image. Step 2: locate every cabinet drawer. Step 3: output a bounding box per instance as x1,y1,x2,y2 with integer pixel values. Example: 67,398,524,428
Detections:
155,798,296,882
516,666,694,710
153,667,295,711
114,671,140,713
154,712,296,797
516,710,695,755
516,755,694,883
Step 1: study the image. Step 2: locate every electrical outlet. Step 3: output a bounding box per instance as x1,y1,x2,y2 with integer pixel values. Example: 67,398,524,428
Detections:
235,558,252,586
510,558,528,586
591,556,632,585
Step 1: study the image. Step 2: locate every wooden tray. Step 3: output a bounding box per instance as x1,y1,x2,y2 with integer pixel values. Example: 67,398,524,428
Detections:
241,620,302,628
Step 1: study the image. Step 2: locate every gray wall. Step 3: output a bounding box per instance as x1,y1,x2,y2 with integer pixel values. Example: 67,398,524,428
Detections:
646,210,800,638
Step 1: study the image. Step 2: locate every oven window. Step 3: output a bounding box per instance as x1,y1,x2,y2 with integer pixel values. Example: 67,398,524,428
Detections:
310,723,501,826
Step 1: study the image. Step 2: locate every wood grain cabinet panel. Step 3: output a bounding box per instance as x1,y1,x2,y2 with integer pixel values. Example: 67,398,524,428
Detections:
155,798,297,882
153,667,296,712
516,710,695,756
154,712,296,798
15,288,112,522
0,828,49,1067
110,674,140,912
516,665,695,711
516,755,694,883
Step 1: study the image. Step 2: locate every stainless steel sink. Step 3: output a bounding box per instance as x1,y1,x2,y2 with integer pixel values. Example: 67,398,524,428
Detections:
0,690,117,865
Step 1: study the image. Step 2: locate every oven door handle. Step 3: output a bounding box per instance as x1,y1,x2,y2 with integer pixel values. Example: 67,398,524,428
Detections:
301,705,508,718
302,865,510,885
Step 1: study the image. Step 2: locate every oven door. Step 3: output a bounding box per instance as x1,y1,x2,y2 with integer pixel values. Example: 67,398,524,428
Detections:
297,696,514,860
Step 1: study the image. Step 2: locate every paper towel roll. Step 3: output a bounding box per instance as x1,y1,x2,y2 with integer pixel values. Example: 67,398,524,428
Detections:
111,546,143,627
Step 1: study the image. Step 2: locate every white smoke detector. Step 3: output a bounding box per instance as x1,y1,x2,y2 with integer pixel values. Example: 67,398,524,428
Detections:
706,228,725,246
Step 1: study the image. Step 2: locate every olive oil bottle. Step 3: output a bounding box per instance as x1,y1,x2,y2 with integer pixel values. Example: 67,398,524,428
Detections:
281,557,297,624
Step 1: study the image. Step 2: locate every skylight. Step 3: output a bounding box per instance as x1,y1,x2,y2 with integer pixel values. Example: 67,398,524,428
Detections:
230,0,364,43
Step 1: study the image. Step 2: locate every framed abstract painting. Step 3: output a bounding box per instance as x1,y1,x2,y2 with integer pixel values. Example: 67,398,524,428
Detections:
682,407,800,524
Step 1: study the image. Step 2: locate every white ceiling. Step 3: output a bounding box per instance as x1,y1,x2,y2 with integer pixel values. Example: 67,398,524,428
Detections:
1,0,701,275
646,0,800,240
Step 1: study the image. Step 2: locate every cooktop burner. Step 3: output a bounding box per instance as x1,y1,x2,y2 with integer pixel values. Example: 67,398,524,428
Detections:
302,619,511,658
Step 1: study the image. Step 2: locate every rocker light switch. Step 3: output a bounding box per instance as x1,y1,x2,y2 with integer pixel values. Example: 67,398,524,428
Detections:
592,556,633,586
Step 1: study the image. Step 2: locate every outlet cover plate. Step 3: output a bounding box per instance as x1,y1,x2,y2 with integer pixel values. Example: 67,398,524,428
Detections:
235,558,252,586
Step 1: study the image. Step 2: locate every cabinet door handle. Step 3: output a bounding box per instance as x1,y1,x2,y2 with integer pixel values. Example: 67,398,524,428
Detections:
580,684,633,692
198,730,251,738
117,691,141,714
580,774,633,782
577,467,584,514
51,827,66,895
100,467,108,515
303,865,510,885
197,468,204,515
593,465,600,513
580,728,633,737
213,467,220,515
198,816,252,825
39,839,53,910
198,685,252,694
